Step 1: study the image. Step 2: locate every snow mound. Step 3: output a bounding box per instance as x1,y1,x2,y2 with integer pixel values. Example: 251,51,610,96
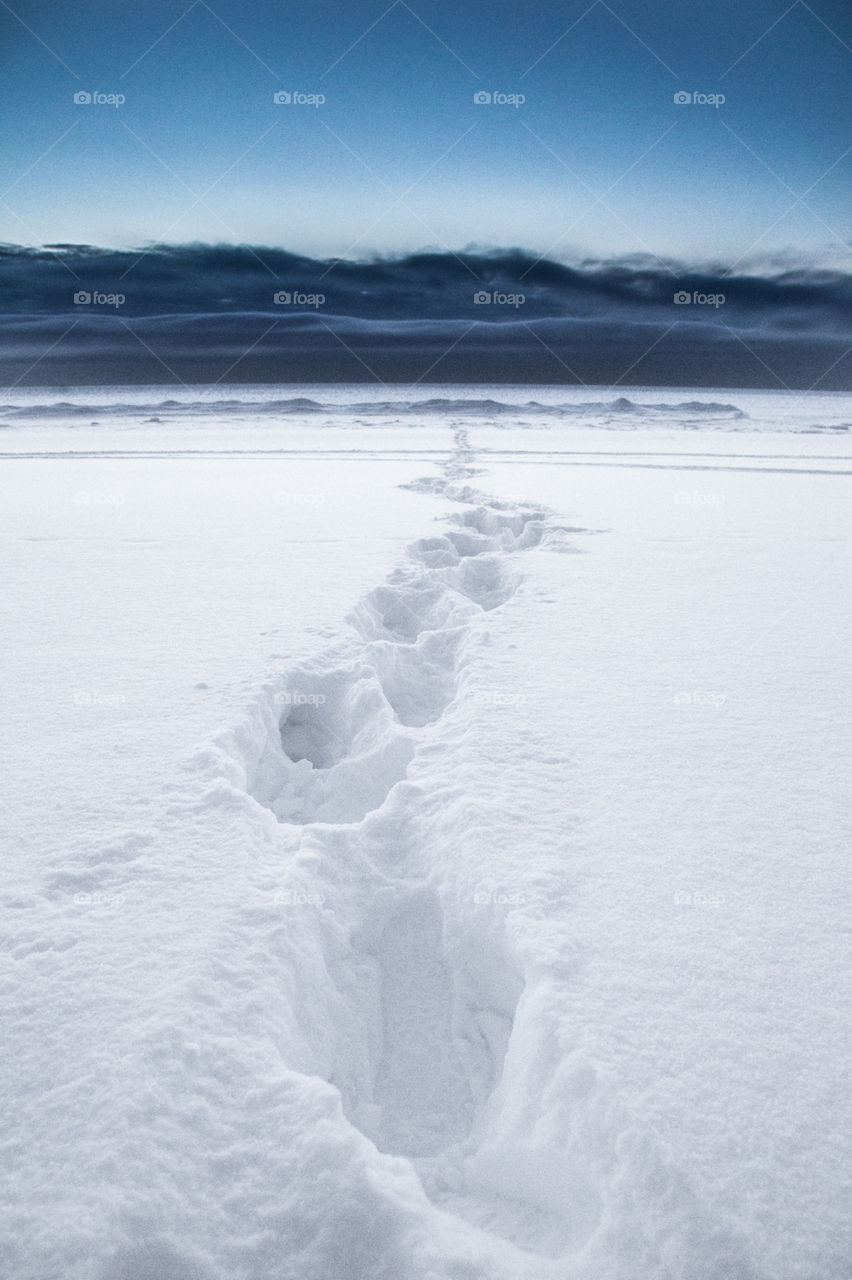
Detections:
0,393,747,424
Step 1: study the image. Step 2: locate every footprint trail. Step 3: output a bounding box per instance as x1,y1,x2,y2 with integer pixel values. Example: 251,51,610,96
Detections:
218,421,591,1264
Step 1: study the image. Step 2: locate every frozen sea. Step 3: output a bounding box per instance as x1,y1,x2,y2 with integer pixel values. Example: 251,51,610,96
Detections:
1,385,851,1280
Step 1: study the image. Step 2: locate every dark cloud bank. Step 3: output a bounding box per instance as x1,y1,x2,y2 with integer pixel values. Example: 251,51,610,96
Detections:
1,243,851,389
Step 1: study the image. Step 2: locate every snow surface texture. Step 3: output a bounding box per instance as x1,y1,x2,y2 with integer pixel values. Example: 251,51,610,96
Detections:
2,392,851,1280
205,428,603,1271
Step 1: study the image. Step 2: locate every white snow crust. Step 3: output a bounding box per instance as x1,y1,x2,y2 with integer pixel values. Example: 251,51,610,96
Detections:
1,388,850,1280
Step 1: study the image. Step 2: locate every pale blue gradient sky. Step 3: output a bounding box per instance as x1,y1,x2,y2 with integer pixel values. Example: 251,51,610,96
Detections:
1,0,851,266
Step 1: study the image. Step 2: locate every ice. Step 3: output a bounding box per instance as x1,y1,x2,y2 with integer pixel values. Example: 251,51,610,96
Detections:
1,388,851,1279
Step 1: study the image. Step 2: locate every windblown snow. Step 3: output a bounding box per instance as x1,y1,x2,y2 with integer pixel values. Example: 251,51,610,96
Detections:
1,386,851,1280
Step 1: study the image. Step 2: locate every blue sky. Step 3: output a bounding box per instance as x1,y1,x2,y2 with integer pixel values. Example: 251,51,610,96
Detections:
2,0,852,266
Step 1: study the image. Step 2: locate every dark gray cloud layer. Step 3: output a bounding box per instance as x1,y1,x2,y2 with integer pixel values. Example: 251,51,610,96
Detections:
1,243,850,388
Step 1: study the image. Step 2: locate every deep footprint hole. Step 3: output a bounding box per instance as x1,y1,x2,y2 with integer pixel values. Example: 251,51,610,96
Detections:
279,701,340,770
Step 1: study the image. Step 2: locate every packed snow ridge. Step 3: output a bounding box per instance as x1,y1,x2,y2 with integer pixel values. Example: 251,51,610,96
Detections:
0,395,746,420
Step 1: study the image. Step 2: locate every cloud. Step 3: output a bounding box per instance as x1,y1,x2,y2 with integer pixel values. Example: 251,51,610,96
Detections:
0,242,850,387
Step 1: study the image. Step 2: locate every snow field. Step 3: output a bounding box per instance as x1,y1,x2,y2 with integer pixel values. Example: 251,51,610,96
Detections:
2,403,851,1279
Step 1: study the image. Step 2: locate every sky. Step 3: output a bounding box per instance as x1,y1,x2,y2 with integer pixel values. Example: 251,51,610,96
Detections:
1,0,851,386
3,0,852,264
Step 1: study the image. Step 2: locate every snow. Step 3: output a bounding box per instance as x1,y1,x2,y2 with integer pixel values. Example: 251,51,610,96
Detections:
1,386,851,1280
